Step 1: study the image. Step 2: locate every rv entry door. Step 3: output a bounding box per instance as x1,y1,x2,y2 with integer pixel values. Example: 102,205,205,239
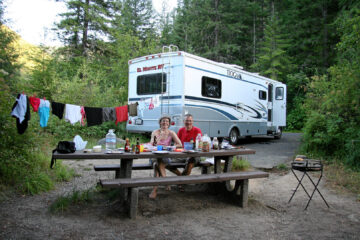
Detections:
272,84,286,126
267,84,273,122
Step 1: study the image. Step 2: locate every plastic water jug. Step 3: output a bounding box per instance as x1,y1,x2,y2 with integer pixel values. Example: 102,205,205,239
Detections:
106,129,116,150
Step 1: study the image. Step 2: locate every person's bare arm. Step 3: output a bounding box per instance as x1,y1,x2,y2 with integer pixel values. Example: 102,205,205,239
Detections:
170,131,183,148
150,130,158,145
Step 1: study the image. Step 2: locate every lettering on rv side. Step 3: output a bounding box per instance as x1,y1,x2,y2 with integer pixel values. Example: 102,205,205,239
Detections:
227,70,242,80
137,64,164,72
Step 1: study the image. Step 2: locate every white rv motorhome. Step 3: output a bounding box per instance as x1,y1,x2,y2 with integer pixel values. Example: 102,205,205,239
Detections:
126,48,286,144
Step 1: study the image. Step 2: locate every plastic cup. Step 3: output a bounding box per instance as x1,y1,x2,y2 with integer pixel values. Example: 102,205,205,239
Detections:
157,145,163,151
184,142,193,150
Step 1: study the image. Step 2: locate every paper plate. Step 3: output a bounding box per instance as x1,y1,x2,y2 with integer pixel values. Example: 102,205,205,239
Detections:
153,150,169,154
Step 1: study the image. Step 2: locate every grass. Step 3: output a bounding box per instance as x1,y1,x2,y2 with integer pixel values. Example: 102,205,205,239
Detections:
277,163,288,171
324,161,360,199
49,188,96,213
232,156,251,171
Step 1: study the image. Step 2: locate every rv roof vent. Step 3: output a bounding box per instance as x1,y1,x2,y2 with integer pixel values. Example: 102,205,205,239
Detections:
229,64,244,70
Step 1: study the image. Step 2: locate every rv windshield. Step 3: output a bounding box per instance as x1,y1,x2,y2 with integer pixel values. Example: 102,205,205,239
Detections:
137,73,167,95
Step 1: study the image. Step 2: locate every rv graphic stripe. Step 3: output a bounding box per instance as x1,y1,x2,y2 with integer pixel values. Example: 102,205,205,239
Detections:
185,104,238,120
185,96,235,108
185,65,268,89
185,95,264,119
129,95,182,101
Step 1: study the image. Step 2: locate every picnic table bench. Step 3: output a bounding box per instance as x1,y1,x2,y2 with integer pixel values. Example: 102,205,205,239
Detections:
101,171,269,219
52,148,268,219
93,161,213,177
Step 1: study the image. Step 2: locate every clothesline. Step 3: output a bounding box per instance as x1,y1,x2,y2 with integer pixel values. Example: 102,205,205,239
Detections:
11,93,130,135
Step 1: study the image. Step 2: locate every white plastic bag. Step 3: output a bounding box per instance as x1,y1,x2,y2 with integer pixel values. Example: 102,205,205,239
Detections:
73,135,87,150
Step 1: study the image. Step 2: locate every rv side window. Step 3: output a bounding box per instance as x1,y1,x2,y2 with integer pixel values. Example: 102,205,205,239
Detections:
201,76,221,98
275,87,284,100
259,90,267,100
137,73,167,95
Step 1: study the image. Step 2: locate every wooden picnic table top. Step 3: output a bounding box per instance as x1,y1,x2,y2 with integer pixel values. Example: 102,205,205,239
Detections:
52,148,256,160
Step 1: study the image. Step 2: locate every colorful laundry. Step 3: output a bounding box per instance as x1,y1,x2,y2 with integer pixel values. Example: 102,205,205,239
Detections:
29,96,40,112
11,94,30,134
115,105,128,124
102,107,116,122
80,106,86,126
128,102,138,116
38,99,50,127
51,101,65,119
11,93,27,123
84,107,103,127
65,104,82,125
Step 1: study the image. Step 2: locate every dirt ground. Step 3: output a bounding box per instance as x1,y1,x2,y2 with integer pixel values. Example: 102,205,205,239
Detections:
1,157,359,240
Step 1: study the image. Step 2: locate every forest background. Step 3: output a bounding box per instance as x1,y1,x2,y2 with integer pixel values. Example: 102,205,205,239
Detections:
0,0,359,195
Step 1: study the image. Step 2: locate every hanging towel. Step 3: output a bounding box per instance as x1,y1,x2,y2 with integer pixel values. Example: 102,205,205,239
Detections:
11,94,31,134
84,107,103,127
115,105,128,124
80,106,86,126
128,102,138,116
51,101,65,119
149,98,154,110
65,104,82,125
11,93,27,123
102,107,116,122
38,99,50,127
29,96,40,112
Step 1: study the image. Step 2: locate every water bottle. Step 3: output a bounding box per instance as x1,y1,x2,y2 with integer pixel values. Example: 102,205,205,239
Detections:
106,129,116,150
196,133,202,150
212,137,219,150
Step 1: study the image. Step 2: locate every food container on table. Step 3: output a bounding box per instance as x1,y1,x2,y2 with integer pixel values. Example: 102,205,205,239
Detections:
93,145,102,152
184,142,193,150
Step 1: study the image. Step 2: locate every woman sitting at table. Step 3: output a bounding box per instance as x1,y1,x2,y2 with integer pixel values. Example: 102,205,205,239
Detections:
149,115,182,199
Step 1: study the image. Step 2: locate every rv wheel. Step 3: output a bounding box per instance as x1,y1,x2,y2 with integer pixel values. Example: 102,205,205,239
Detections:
274,127,282,139
229,128,239,145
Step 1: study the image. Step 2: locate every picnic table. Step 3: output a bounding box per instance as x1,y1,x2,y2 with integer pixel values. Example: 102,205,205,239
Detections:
52,148,268,218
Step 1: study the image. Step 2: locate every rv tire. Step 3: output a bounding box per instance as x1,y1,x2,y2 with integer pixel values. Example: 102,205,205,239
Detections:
274,127,282,139
229,128,240,145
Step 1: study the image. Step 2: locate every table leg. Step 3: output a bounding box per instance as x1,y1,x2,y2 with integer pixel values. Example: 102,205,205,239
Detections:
288,168,311,204
214,156,233,192
119,158,133,201
304,171,330,209
214,156,222,173
234,179,249,207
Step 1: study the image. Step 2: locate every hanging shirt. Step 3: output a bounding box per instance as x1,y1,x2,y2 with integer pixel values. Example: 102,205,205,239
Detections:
11,94,31,134
38,99,50,127
11,93,27,123
115,105,128,124
65,104,82,125
29,96,40,112
51,101,65,119
128,102,138,116
102,107,116,122
80,106,86,126
84,107,103,127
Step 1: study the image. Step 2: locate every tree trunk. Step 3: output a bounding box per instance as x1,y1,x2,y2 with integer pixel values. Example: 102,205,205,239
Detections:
214,0,219,60
82,0,90,56
253,0,256,65
322,0,329,70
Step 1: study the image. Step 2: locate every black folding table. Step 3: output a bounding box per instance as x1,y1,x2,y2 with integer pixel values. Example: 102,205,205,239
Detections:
288,159,330,210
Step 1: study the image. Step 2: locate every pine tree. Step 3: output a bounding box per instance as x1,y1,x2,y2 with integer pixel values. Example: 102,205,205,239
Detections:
56,0,113,56
251,4,291,82
110,0,155,40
